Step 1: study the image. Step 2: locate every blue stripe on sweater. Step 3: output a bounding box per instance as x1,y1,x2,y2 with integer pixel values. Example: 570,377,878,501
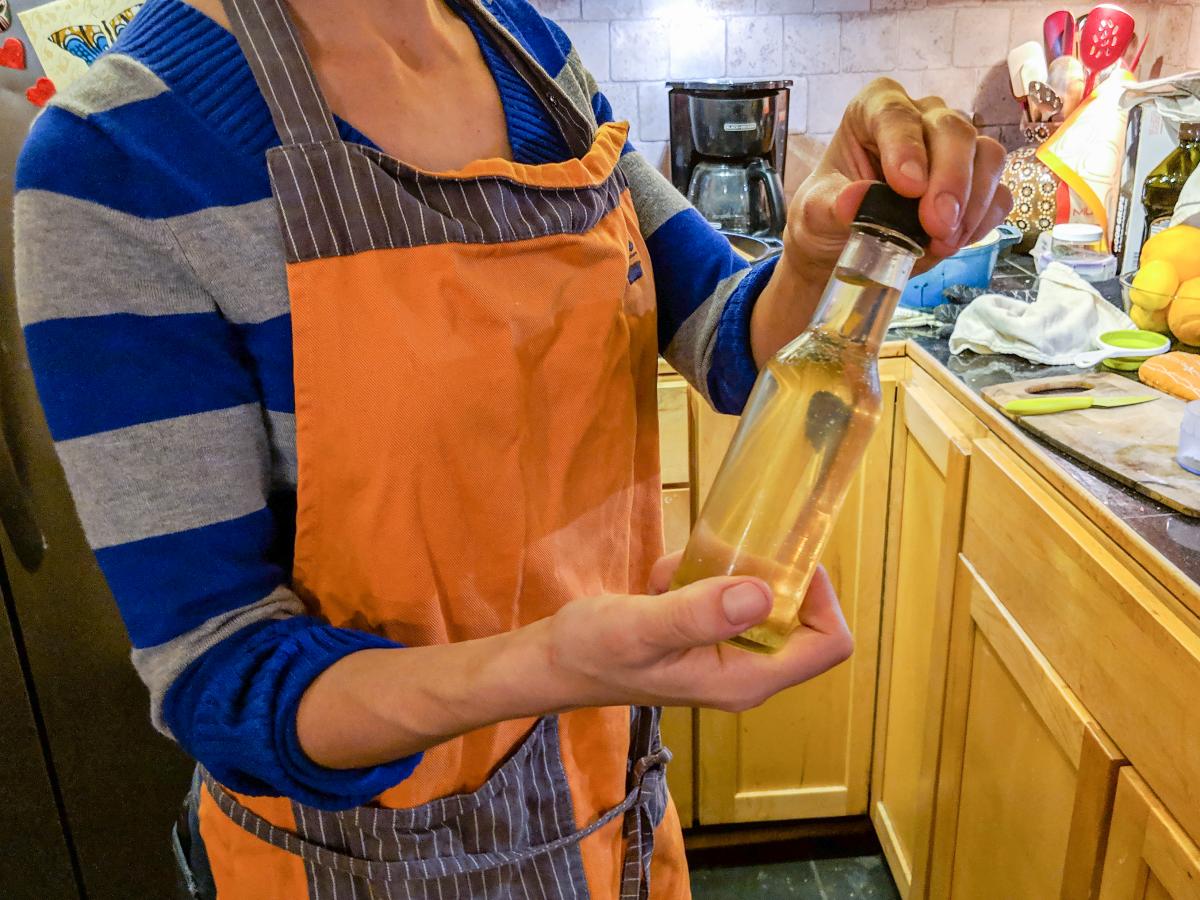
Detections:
24,312,261,441
164,616,421,809
16,99,273,218
236,315,296,415
98,508,285,648
645,209,752,352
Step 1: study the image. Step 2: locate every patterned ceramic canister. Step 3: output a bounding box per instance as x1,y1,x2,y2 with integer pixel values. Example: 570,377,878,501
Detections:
0,0,11,32
1001,122,1061,254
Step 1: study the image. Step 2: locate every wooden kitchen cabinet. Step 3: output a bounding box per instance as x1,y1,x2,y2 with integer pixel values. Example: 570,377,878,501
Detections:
870,381,981,898
693,361,902,823
927,558,1126,900
1098,770,1200,900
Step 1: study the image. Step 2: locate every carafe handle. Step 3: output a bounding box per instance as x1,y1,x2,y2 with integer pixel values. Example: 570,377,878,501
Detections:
748,158,786,238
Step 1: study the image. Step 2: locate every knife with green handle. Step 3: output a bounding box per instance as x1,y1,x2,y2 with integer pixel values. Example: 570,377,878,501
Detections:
1004,395,1157,416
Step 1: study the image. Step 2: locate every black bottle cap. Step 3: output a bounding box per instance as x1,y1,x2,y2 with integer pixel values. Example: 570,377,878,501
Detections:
854,183,930,248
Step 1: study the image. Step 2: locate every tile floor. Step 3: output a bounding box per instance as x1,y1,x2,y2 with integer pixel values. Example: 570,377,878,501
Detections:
690,853,900,899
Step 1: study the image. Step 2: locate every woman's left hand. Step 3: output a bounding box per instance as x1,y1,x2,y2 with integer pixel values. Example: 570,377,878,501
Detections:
749,78,1013,364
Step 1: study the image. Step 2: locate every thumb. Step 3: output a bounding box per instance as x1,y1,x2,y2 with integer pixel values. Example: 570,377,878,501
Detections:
640,577,772,651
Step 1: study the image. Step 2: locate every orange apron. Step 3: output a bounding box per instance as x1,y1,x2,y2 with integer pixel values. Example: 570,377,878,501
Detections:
193,0,689,897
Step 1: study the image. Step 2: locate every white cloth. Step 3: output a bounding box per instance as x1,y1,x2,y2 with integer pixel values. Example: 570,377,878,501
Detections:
949,262,1134,365
1171,166,1200,229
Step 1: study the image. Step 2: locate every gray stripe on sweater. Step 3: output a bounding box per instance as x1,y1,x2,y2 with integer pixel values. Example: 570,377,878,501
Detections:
15,191,214,326
619,152,690,239
132,585,304,734
265,410,298,489
664,268,752,404
49,54,167,118
55,404,272,550
165,199,290,326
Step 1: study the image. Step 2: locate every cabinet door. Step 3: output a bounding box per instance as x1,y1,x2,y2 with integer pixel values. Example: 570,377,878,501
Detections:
695,362,901,823
1099,770,1200,900
870,382,975,898
928,559,1126,900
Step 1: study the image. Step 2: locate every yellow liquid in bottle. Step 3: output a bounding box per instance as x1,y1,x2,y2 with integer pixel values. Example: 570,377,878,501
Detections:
671,272,894,652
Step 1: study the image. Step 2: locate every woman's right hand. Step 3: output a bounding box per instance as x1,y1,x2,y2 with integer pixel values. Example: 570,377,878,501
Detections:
542,556,854,713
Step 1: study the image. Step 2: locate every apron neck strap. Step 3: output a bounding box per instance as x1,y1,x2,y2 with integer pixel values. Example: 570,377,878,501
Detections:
219,0,339,147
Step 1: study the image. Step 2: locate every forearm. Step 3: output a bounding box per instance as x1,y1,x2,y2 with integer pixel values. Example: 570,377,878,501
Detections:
748,248,829,367
296,618,571,769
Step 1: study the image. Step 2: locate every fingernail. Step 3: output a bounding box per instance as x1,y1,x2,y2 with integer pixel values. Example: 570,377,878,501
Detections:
722,583,770,626
936,192,961,230
899,159,925,183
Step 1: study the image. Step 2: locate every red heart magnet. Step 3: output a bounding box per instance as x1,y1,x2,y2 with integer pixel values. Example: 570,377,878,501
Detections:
26,77,56,108
0,36,24,70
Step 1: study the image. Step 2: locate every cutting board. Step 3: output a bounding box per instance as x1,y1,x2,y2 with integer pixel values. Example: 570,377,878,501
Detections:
982,373,1200,517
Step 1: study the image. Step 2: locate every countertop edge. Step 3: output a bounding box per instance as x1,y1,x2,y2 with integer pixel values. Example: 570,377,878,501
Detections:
895,338,1200,625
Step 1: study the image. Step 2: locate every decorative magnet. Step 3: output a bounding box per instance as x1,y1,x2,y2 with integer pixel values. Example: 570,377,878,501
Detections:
0,1,11,33
26,77,56,107
0,36,25,69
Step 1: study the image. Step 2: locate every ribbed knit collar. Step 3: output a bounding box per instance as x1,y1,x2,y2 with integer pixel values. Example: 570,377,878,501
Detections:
115,0,569,163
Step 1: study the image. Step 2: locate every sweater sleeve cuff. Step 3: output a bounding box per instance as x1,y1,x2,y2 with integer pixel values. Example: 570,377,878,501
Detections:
275,627,423,811
706,256,779,415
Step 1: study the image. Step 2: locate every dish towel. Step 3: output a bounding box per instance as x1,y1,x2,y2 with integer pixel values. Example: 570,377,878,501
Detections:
949,261,1134,364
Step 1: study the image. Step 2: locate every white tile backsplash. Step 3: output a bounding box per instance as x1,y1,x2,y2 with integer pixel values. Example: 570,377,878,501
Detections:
952,6,1011,69
531,0,1200,147
581,0,641,18
783,14,841,74
529,0,583,18
728,15,784,75
638,81,671,141
896,7,953,70
560,21,611,80
611,19,670,79
599,81,641,137
669,17,727,78
841,13,897,72
757,0,814,12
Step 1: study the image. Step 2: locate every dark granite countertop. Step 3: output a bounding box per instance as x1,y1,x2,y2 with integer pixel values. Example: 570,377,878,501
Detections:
887,256,1200,592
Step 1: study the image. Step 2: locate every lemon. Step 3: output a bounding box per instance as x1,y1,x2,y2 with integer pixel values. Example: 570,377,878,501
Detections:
1131,303,1170,333
1130,259,1179,310
1168,277,1200,344
1140,224,1200,282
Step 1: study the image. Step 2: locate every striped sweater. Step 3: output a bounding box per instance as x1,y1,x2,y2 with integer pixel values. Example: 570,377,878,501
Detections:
14,0,774,809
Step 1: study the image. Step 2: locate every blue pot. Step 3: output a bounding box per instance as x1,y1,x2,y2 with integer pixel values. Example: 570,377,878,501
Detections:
900,224,1023,309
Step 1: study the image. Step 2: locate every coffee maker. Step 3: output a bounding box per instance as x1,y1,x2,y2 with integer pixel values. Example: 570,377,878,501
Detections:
668,80,791,241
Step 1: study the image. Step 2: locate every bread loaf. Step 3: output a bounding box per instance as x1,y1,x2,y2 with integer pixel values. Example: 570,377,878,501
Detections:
1139,351,1200,401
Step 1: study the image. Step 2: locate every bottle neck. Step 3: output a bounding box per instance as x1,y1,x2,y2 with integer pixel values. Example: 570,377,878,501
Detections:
808,225,922,351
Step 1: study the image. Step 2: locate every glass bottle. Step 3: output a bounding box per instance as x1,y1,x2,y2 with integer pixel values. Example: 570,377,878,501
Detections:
1142,122,1200,245
671,184,928,653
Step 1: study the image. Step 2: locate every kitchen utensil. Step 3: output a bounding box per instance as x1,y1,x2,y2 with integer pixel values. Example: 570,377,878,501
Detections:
1008,41,1048,99
1178,401,1200,474
1004,393,1156,415
1048,55,1086,117
899,224,1022,308
1128,31,1149,74
1027,81,1062,122
1079,4,1135,97
722,230,783,262
1045,10,1076,60
983,374,1200,515
1072,329,1171,370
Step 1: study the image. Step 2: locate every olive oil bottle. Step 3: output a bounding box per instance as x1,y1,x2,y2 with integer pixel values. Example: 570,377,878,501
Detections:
672,185,929,653
1143,122,1200,245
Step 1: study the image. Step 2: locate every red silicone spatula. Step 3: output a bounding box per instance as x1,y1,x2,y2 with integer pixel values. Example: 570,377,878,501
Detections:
1080,4,1135,97
1044,10,1075,60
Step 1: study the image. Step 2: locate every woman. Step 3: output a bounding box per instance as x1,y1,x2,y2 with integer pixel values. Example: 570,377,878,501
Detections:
14,0,1010,896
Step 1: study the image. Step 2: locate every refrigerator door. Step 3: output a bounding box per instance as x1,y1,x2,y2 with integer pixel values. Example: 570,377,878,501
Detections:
1,8,195,897
0,550,79,900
